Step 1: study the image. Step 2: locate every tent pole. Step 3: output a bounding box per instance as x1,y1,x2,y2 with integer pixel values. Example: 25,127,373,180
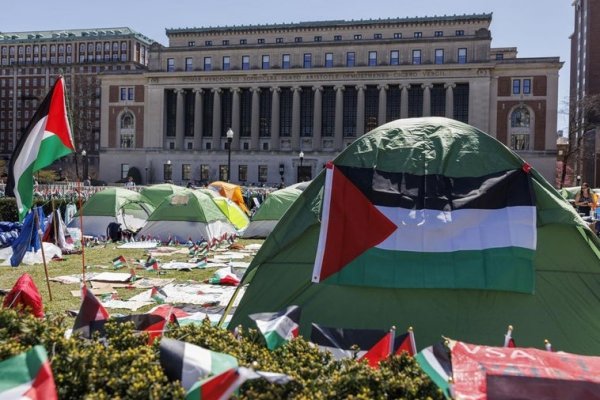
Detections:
77,179,87,285
34,208,52,301
217,283,244,328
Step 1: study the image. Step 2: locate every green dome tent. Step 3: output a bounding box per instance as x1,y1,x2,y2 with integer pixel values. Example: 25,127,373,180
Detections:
67,188,155,238
242,186,303,238
230,117,600,355
140,183,187,207
137,189,236,243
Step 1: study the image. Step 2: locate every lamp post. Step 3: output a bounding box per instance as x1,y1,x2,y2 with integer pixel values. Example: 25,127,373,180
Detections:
81,150,88,182
226,128,234,182
165,160,172,182
576,175,582,186
279,163,285,188
298,151,304,183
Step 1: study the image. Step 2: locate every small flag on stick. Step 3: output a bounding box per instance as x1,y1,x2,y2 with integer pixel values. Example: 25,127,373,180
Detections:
112,255,127,270
503,325,516,348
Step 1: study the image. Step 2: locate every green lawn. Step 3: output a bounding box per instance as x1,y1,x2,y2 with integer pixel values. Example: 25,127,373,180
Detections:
0,239,263,315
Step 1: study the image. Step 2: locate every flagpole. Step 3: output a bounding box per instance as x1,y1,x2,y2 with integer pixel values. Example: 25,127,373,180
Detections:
33,208,53,301
77,179,87,285
408,326,417,355
389,326,396,357
217,283,244,328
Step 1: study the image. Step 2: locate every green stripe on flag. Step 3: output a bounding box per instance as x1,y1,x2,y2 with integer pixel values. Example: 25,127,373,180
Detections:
33,135,73,171
415,351,450,398
324,246,535,293
263,331,287,351
0,345,47,394
15,162,35,221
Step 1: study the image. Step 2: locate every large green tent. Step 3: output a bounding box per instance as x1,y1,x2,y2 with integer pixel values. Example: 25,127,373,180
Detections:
140,183,187,207
242,186,303,238
137,189,235,243
67,188,155,238
230,117,600,355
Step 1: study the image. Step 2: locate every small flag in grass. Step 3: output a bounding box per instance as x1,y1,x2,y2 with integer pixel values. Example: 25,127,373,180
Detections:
151,287,168,304
0,345,58,399
112,255,127,269
207,267,240,286
249,305,301,350
145,257,160,272
195,257,208,268
129,268,137,282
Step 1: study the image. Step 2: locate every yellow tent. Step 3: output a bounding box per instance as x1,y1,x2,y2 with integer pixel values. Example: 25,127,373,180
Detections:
208,181,250,215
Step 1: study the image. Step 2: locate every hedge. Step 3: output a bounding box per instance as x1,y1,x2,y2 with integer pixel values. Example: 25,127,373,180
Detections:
0,198,76,222
0,309,444,399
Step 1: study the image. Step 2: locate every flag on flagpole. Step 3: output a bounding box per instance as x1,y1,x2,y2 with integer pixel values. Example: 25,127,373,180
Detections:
249,306,301,350
503,325,516,348
2,273,45,318
360,327,395,368
394,328,417,356
72,286,110,338
89,313,177,345
0,345,57,399
310,323,389,360
159,337,238,392
151,287,168,304
112,255,127,269
6,76,75,221
545,339,552,352
414,342,452,398
145,257,160,272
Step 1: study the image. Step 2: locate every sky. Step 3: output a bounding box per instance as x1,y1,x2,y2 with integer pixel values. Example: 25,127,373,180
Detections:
2,0,573,131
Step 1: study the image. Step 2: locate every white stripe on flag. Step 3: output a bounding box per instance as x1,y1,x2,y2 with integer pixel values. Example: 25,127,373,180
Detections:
420,347,449,382
0,381,33,399
312,166,334,283
376,206,536,252
181,343,212,390
255,315,298,341
315,345,367,360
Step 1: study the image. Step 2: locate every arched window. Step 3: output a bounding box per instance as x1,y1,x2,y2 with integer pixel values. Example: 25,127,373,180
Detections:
509,106,532,150
119,111,135,148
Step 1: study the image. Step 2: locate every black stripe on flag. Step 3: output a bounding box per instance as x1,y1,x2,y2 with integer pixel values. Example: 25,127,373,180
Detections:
310,323,388,352
89,314,167,336
159,337,186,383
335,166,534,210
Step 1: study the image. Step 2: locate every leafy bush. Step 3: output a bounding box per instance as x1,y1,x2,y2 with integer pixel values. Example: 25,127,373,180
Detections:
0,309,443,399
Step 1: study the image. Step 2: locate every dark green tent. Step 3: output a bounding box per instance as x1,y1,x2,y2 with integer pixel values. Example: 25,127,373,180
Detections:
230,117,600,355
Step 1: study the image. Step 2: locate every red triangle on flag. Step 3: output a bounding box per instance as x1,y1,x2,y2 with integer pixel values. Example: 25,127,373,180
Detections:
23,361,57,400
314,164,397,282
394,333,416,356
200,368,240,400
360,331,393,368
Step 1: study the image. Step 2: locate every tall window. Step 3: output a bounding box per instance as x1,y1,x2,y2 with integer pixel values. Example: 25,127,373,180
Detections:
430,84,446,116
240,89,252,137
258,165,268,182
242,55,250,70
322,86,336,137
262,55,270,69
303,53,312,68
238,165,248,182
412,49,421,64
120,111,135,148
408,86,423,117
435,49,444,64
386,85,401,122
219,165,228,181
223,56,230,70
185,57,193,71
368,51,377,66
167,58,174,72
325,53,333,68
204,57,212,71
182,164,191,180
365,86,379,132
343,86,357,137
282,54,290,69
300,87,313,136
458,48,467,64
453,83,469,123
259,89,272,137
202,90,213,137
510,106,531,150
280,88,293,137
346,52,355,67
390,50,399,65
200,165,210,182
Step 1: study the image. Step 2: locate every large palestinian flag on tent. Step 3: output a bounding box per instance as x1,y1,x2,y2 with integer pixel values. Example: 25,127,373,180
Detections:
6,77,74,221
313,163,536,292
230,117,600,355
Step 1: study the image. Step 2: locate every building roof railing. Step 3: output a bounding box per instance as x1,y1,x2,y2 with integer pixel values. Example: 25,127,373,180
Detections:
0,27,156,45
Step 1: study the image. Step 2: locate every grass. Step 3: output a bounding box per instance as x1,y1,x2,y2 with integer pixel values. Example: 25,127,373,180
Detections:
0,238,263,316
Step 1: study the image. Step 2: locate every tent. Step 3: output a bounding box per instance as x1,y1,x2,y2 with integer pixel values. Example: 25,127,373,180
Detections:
212,197,250,231
140,183,187,207
137,189,236,243
67,188,154,238
242,186,304,238
208,181,250,215
230,117,600,355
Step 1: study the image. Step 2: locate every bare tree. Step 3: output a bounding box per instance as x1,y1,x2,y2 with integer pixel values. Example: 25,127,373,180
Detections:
559,93,600,188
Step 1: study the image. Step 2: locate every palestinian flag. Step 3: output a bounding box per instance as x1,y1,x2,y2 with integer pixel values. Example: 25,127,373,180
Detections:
415,342,452,398
90,313,177,344
207,268,240,286
72,286,110,338
310,323,389,359
2,273,44,318
313,163,537,293
0,345,57,399
145,257,160,271
129,268,137,282
249,306,301,350
112,255,127,269
6,76,74,221
394,330,417,356
151,286,168,304
186,367,292,400
360,330,394,368
504,326,516,348
159,337,238,392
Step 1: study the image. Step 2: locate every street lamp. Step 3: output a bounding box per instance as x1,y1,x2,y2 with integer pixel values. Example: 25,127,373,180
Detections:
226,128,234,182
577,175,582,186
279,163,285,188
165,160,172,182
81,150,88,182
298,151,304,183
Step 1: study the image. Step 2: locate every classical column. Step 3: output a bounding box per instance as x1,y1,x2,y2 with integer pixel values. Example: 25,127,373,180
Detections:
250,87,260,151
445,83,456,119
231,88,241,150
193,89,203,150
291,86,301,151
378,84,388,125
270,87,280,151
356,84,365,136
312,85,323,151
400,84,409,119
212,88,222,149
422,83,432,117
334,85,344,149
175,89,185,150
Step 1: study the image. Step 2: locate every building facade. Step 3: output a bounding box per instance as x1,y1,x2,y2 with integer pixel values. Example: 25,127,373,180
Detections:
0,28,153,178
570,0,600,187
99,14,562,186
